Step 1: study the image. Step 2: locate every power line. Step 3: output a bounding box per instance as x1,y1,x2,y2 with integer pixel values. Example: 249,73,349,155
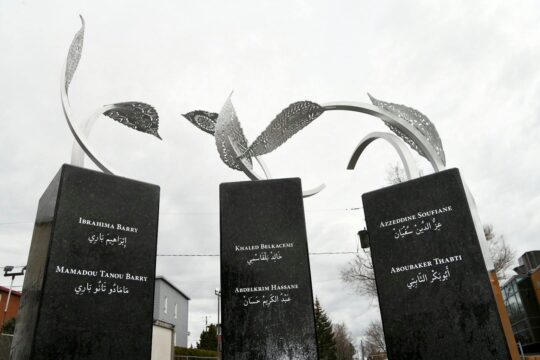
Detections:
0,251,358,286
157,251,357,257
0,265,26,269
0,206,364,227
157,254,219,257
1,251,358,270
0,221,32,226
309,251,358,255
159,206,363,215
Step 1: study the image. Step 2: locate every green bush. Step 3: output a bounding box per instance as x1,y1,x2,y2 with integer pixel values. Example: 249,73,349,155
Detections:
1,318,16,334
174,346,218,358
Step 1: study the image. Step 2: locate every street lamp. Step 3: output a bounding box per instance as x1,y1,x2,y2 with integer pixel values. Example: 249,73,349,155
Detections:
357,229,370,249
1,265,26,332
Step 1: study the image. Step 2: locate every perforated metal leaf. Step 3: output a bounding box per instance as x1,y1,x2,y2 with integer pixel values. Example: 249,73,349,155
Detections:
104,102,162,139
182,110,218,135
214,97,252,170
243,101,325,158
65,15,85,92
368,93,446,165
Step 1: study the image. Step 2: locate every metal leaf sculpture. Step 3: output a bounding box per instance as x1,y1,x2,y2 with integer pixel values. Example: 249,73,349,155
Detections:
368,93,446,166
65,15,85,92
182,110,219,135
61,16,163,175
214,96,253,170
104,102,162,139
242,101,325,158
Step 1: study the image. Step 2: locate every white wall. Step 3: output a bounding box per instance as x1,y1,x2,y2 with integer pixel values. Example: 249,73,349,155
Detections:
151,324,173,360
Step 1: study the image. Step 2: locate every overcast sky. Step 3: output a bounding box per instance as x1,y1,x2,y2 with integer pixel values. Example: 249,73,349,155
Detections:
2,0,540,350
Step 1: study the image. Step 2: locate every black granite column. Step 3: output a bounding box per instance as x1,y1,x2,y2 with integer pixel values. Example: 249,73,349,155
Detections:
10,164,160,360
220,178,318,360
362,168,510,360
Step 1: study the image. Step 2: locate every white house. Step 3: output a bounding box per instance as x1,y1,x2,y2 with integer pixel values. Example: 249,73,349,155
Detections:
153,276,190,347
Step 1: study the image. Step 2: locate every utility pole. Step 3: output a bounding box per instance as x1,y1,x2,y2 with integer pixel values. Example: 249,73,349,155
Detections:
215,289,222,357
1,266,26,332
215,289,221,325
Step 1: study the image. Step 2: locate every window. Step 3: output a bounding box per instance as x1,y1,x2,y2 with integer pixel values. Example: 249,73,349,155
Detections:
164,296,168,314
174,303,178,319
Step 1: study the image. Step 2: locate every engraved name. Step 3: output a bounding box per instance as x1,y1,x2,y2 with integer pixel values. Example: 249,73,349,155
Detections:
234,283,299,293
55,265,148,282
79,217,138,233
235,243,294,251
390,254,463,274
379,206,453,228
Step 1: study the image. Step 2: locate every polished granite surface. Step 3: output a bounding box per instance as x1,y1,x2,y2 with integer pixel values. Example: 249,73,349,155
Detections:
363,168,510,360
220,178,318,360
11,164,160,360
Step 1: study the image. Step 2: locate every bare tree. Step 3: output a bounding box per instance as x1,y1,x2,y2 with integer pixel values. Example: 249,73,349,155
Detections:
385,163,406,185
340,163,402,299
333,323,356,360
340,251,377,298
362,321,386,359
484,224,516,280
385,162,423,185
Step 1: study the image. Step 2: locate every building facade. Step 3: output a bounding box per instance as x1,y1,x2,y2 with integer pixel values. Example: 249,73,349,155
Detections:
502,251,540,354
153,277,190,347
0,286,21,329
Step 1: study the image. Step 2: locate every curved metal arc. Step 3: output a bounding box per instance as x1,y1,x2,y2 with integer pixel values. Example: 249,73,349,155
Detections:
61,60,117,174
301,183,327,198
254,156,271,180
348,132,421,181
227,136,325,198
322,101,446,173
70,105,114,167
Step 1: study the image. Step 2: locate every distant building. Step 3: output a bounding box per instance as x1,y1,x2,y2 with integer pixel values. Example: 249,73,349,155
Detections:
0,286,21,327
153,276,190,347
502,251,540,354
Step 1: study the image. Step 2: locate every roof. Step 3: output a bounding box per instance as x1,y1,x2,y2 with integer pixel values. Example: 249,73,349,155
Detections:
0,285,22,296
154,319,175,329
155,276,190,300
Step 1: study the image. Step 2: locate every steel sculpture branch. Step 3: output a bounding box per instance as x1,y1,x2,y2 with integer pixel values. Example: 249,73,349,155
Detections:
62,16,161,177
347,132,421,181
321,101,445,173
61,16,447,198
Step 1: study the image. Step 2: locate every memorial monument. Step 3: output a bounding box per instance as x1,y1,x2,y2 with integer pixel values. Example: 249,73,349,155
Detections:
12,15,519,359
10,17,161,359
183,53,518,358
